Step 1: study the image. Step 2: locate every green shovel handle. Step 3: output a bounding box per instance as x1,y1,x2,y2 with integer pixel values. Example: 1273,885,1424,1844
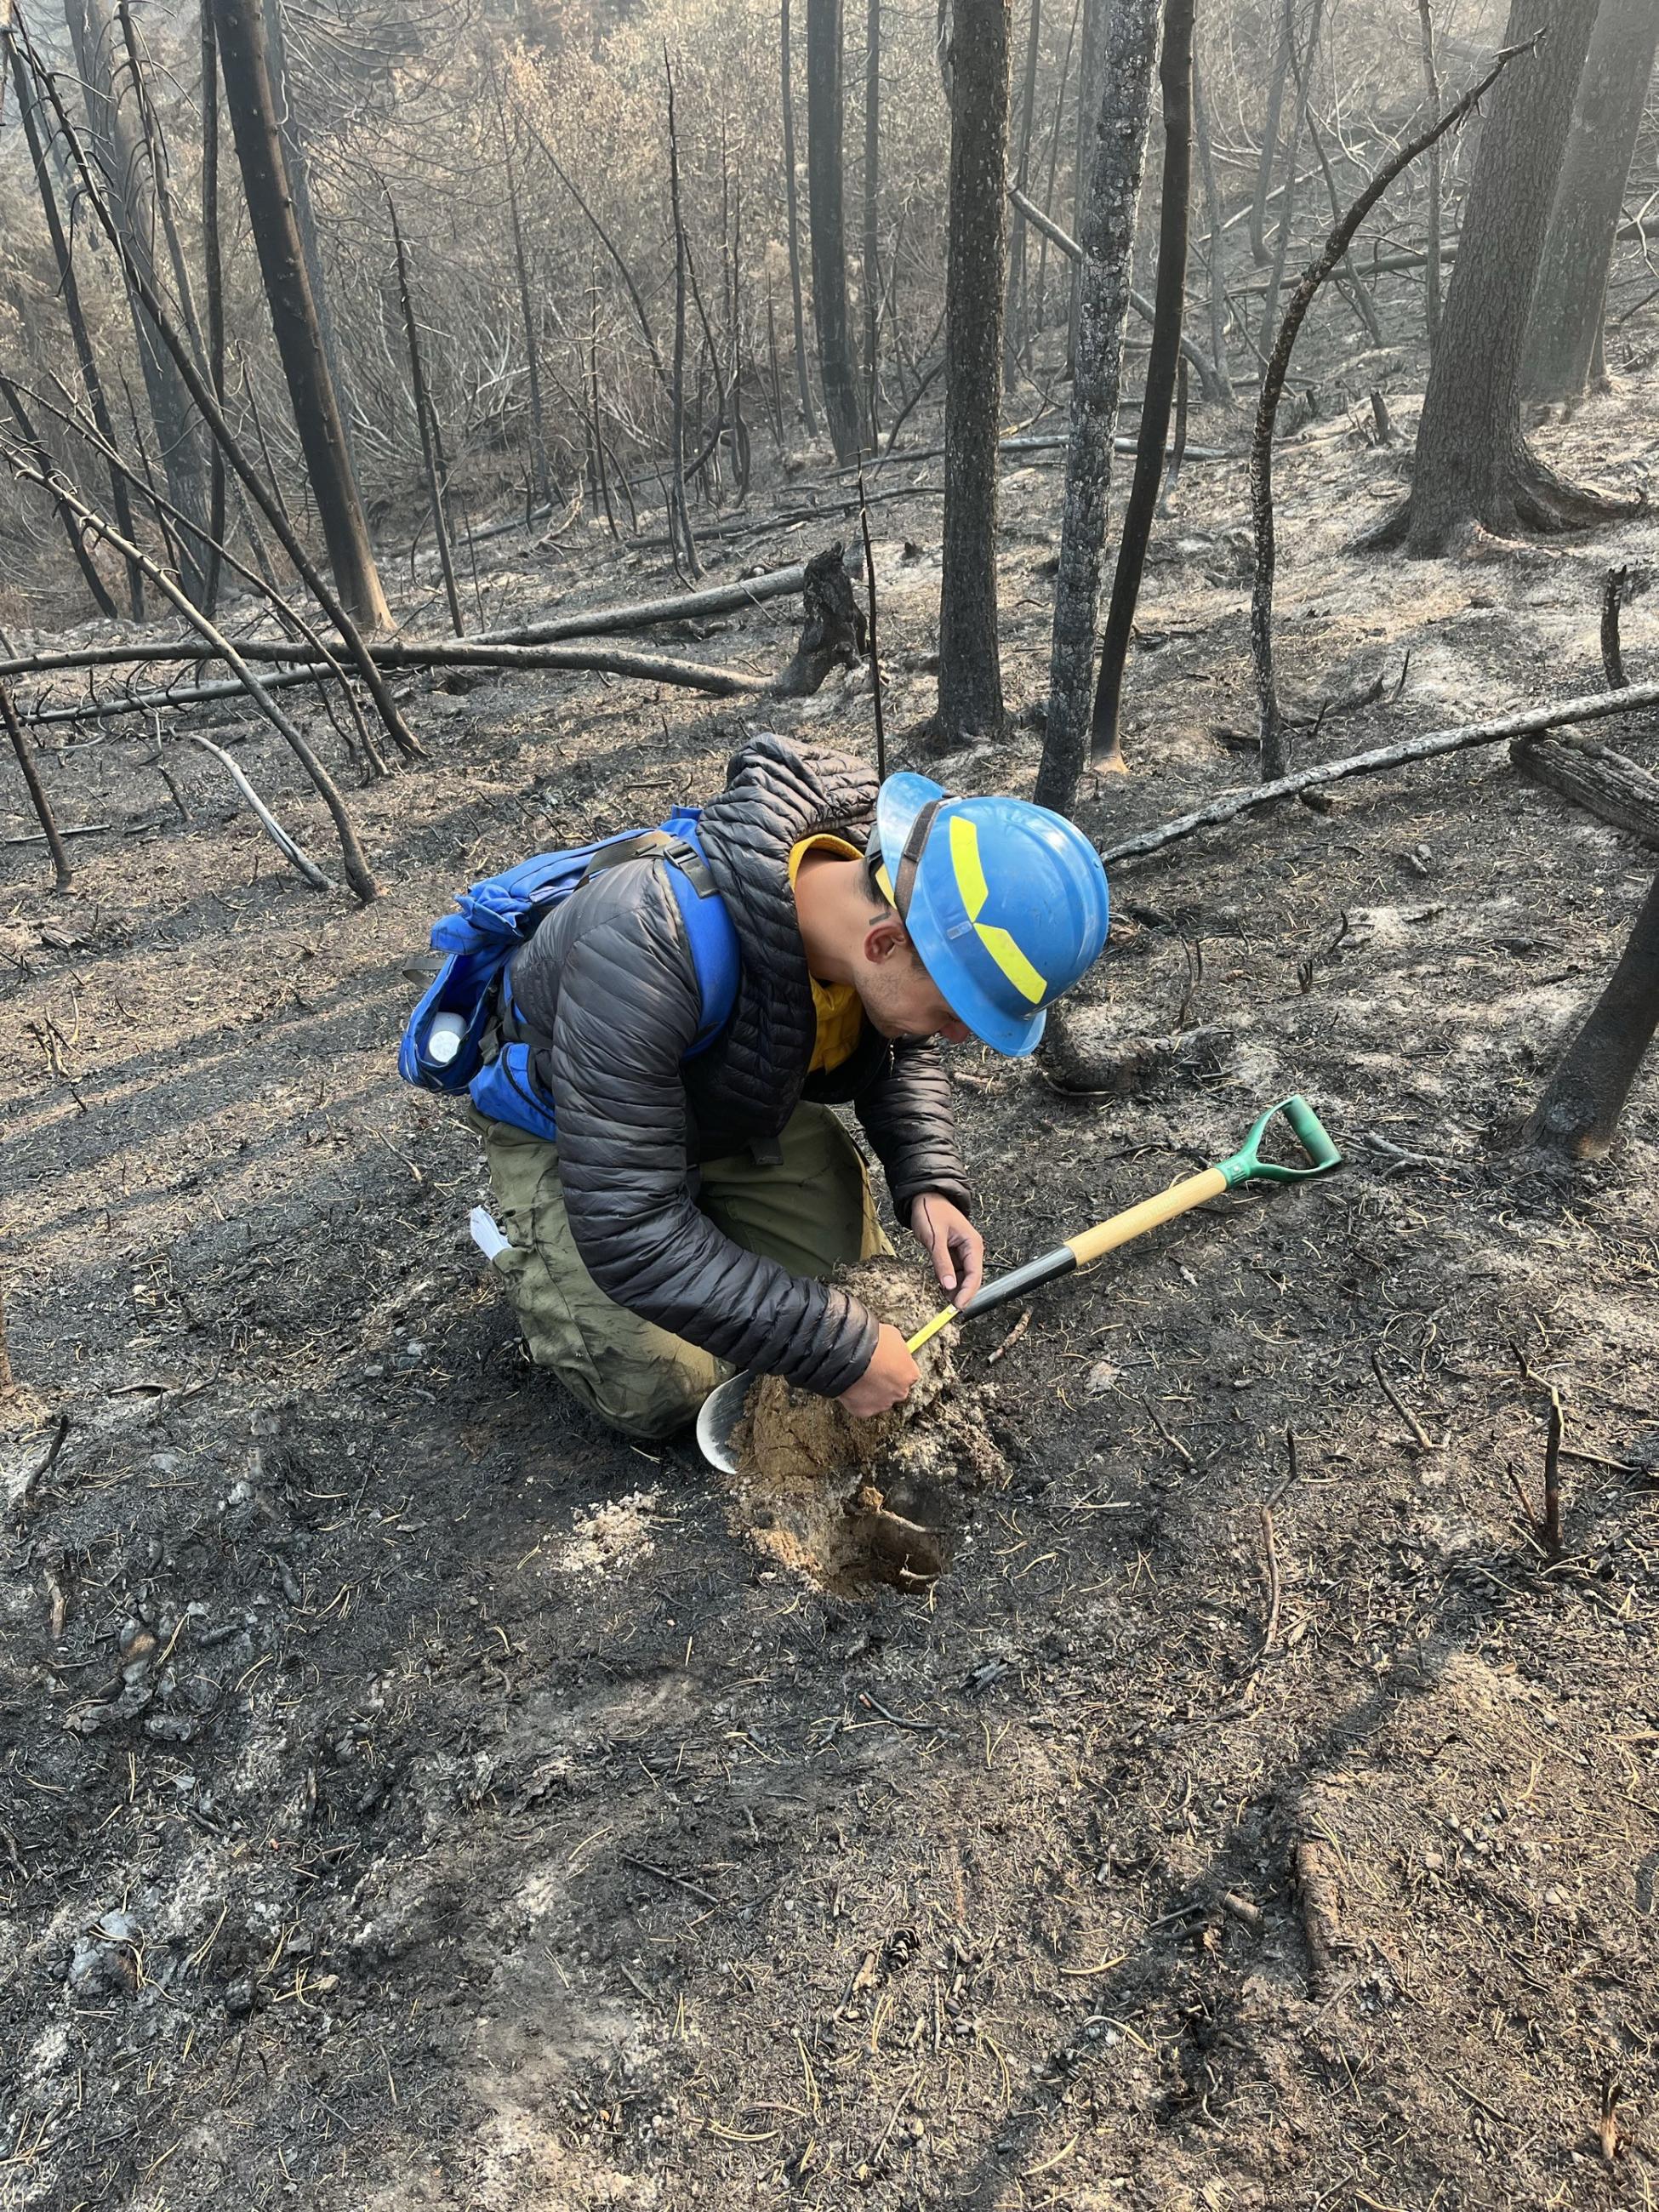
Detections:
1216,1093,1343,1187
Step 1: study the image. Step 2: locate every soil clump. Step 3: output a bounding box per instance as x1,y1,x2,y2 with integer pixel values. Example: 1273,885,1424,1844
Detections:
727,1257,1004,1588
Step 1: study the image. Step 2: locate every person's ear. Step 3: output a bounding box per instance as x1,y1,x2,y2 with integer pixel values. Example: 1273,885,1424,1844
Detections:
862,911,909,966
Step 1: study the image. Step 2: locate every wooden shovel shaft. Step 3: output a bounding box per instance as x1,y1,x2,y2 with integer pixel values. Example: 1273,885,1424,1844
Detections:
924,1165,1230,1344
1064,1166,1229,1266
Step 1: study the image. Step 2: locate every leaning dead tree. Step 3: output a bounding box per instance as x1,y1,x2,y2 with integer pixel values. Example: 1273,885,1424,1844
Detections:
4,26,143,616
60,0,214,607
1035,0,1160,817
16,20,419,760
2,680,71,892
0,440,380,901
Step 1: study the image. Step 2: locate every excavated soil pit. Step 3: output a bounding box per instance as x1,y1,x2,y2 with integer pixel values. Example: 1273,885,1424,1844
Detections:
725,1258,1005,1593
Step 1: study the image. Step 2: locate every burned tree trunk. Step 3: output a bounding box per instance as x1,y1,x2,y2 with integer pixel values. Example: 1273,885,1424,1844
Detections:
388,196,463,636
807,0,863,464
64,0,213,606
1003,0,1040,388
1035,0,1160,814
505,145,553,513
6,30,144,615
936,0,1014,749
1257,0,1324,374
2,679,72,892
1191,58,1233,405
781,0,820,435
210,0,390,628
1522,0,1659,405
1092,0,1194,773
1524,864,1659,1158
1374,0,1628,556
863,0,881,443
1249,0,1294,265
261,0,356,474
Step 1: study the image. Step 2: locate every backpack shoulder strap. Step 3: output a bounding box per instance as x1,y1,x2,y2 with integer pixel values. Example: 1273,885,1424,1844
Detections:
653,815,740,1053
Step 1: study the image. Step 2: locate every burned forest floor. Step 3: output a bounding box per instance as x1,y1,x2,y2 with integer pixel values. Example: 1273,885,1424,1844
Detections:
4,362,1659,2212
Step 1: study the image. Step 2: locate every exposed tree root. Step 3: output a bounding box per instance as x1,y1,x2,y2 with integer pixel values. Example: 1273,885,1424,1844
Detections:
1359,445,1642,557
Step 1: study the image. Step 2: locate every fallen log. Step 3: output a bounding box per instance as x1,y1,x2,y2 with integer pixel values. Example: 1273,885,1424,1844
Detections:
1099,677,1659,866
14,545,872,725
1510,732,1659,847
0,555,830,684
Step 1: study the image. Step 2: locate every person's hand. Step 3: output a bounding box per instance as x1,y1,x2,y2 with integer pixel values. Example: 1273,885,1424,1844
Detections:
839,1323,920,1418
910,1194,984,1308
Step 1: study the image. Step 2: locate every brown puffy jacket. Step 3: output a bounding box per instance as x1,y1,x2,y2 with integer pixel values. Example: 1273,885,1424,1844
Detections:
503,734,971,1394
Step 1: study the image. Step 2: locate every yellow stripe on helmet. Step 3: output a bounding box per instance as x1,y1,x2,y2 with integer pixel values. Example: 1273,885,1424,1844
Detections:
975,922,1047,1004
949,814,989,921
949,814,1047,1004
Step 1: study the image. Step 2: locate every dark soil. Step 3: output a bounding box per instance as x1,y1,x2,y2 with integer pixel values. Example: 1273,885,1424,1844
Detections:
3,370,1659,2211
731,1257,1002,1590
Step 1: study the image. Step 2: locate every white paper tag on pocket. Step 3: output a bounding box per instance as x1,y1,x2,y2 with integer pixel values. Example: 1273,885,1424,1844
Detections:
469,1205,510,1262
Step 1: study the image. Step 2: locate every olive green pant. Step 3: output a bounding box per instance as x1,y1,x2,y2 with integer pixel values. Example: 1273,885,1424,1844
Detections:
473,1104,892,1439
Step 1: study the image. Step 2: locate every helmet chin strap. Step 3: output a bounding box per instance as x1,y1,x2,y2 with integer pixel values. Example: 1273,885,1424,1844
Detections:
890,796,944,921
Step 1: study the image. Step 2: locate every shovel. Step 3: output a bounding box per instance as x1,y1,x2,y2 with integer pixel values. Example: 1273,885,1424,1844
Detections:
696,1094,1341,1475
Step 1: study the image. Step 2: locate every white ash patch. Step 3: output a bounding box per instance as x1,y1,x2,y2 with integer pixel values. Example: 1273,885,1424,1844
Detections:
554,1487,664,1577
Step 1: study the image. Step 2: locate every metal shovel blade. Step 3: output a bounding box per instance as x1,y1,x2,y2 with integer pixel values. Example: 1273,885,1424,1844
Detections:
696,1368,755,1475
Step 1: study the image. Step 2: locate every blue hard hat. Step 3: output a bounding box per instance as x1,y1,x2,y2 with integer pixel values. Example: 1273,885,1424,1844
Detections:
871,772,1110,1057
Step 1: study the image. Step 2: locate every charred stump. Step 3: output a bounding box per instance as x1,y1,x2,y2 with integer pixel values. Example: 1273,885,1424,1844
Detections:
772,544,868,697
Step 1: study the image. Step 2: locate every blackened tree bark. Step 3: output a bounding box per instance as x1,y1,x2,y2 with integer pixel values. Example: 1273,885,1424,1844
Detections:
1067,0,1104,368
1525,864,1659,1156
863,0,881,442
1256,0,1323,373
505,142,553,513
1,678,71,892
1373,0,1627,556
211,0,389,627
7,28,144,615
806,0,863,463
936,0,1015,747
199,0,226,613
1092,0,1192,772
64,0,213,606
1003,0,1040,388
1191,57,1233,404
780,0,819,435
1522,0,1659,403
1035,0,1160,815
1248,0,1293,265
261,0,356,474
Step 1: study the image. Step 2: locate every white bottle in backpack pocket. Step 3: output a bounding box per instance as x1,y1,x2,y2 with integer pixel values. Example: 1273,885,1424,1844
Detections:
427,1011,469,1066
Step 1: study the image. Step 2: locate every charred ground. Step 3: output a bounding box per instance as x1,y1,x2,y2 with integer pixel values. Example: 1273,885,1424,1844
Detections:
3,378,1658,2209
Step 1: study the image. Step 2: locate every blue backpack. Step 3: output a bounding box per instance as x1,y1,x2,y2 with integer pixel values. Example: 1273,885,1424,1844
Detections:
398,807,740,1146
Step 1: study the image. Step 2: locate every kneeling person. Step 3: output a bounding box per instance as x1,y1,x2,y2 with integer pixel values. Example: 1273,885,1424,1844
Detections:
470,737,1109,1438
